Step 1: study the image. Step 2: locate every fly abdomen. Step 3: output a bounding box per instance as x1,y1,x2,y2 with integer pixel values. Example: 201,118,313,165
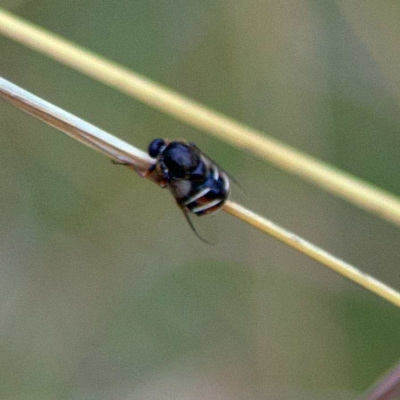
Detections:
185,173,229,216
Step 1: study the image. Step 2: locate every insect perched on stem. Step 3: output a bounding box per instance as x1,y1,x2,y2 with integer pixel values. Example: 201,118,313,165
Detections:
147,139,230,242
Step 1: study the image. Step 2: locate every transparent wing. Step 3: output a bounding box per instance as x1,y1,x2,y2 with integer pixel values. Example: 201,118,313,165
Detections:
168,182,219,245
190,143,245,196
180,206,218,245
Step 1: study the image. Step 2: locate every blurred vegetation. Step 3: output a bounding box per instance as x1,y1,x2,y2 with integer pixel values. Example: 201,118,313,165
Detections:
1,1,400,399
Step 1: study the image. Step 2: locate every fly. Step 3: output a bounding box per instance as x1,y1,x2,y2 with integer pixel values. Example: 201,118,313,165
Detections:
147,139,230,242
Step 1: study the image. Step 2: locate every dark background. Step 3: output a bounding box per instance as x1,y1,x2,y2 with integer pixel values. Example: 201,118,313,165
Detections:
1,1,400,399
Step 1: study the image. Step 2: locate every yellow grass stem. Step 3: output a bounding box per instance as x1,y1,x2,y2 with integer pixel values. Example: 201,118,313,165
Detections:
0,77,152,172
0,9,399,227
224,201,400,308
1,76,400,308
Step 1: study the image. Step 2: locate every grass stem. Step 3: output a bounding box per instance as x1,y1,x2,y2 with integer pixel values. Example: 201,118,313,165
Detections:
0,9,399,227
1,76,400,308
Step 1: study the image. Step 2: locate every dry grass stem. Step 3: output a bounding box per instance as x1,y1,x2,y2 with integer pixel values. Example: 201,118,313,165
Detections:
0,9,399,227
0,77,153,172
224,201,400,308
1,76,400,308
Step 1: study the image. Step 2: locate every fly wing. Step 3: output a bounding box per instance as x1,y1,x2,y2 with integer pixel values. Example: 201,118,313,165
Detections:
190,144,243,196
168,180,218,245
180,206,218,245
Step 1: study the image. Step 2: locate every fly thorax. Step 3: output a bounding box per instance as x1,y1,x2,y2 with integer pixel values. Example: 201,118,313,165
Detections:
162,142,200,179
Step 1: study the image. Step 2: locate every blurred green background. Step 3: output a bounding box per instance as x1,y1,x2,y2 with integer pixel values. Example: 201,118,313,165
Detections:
1,1,400,399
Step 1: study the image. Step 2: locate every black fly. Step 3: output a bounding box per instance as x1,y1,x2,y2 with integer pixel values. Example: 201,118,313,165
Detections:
147,139,230,242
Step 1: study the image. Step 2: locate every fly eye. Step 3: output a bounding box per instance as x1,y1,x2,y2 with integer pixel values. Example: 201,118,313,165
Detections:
148,139,166,158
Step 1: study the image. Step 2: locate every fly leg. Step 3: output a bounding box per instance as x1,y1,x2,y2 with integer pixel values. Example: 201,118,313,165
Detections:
111,159,166,186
